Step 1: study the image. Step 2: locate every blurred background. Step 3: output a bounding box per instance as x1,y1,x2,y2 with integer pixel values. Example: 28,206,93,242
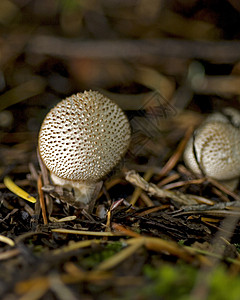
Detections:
1,0,240,173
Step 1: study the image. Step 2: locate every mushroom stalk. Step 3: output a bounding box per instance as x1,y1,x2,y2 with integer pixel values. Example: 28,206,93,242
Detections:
50,173,96,204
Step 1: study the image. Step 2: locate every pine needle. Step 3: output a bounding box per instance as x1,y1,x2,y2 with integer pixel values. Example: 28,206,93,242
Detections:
3,176,36,203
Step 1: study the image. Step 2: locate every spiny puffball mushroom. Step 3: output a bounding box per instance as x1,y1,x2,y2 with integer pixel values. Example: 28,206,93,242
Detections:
183,107,240,189
38,90,131,204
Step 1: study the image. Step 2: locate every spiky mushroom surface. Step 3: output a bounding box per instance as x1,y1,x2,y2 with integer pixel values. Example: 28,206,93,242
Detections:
38,90,131,204
183,108,240,188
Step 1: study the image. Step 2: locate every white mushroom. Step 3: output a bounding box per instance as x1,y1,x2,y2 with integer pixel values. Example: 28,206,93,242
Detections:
38,90,131,204
183,107,240,190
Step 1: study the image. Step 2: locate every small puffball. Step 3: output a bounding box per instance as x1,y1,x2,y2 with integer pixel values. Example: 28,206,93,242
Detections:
183,108,240,182
38,90,131,204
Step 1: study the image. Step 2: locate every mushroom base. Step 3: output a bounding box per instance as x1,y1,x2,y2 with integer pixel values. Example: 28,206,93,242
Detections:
50,173,96,204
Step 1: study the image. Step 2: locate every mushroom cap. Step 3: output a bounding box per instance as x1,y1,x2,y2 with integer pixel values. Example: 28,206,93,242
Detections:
38,91,131,182
183,111,240,181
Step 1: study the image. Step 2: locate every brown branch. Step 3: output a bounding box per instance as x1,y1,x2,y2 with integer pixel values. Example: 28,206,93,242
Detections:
27,36,240,63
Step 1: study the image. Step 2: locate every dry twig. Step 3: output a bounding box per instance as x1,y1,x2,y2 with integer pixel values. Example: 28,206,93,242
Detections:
126,170,214,206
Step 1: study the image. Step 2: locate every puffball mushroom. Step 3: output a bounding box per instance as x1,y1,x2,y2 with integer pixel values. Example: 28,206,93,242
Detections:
38,90,131,204
183,107,240,190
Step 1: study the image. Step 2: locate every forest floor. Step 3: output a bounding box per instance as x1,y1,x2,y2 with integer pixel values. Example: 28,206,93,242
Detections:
1,1,240,299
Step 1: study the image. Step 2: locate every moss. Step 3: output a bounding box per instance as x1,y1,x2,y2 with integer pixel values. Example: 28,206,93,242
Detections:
142,263,240,300
80,241,123,269
209,266,240,300
143,263,196,300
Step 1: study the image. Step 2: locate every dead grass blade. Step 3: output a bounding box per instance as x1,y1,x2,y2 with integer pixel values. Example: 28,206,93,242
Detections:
112,223,141,238
37,174,48,225
0,234,15,246
52,239,101,255
51,228,122,236
0,77,46,111
112,224,195,262
0,249,20,261
156,126,194,181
